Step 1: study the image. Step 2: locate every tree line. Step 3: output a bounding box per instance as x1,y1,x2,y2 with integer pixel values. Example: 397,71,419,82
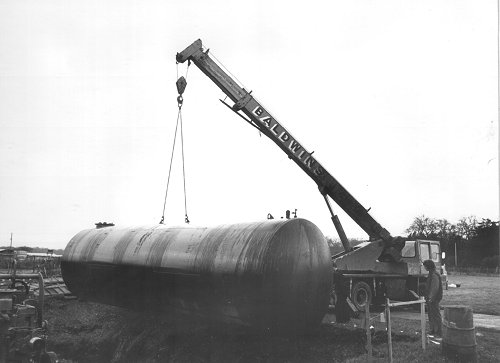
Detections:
327,215,499,268
406,215,499,268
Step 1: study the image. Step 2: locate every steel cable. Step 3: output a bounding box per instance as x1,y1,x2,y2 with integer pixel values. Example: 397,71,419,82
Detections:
160,63,190,224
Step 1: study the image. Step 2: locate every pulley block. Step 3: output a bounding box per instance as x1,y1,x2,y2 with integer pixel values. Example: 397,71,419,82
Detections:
176,76,187,95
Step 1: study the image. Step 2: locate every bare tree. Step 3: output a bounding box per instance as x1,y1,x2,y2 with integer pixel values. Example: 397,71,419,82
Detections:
455,216,478,239
406,215,438,238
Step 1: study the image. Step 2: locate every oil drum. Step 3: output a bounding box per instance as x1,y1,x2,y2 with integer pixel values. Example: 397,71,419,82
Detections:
61,219,332,331
442,305,477,362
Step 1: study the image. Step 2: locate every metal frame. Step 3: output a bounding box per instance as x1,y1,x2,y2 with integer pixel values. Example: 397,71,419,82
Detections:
385,297,427,362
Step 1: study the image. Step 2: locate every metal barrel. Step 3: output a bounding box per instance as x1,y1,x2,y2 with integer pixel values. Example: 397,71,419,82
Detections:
442,305,477,362
61,219,332,331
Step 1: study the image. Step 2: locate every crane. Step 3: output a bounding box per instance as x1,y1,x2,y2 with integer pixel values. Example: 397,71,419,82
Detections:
176,39,403,262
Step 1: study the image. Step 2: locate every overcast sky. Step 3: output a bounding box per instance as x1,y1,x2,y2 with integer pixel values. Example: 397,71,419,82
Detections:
0,0,498,249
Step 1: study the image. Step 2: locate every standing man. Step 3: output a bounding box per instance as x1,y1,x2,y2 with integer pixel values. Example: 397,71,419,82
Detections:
423,259,443,336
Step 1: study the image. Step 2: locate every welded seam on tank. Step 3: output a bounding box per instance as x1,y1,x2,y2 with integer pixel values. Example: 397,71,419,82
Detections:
263,219,298,275
262,219,298,273
133,230,154,256
301,222,316,307
235,220,283,275
304,222,315,272
218,224,257,266
192,222,275,323
63,229,94,260
193,226,232,273
204,222,278,274
70,230,106,262
233,221,266,274
236,220,304,327
113,228,143,264
146,227,181,268
82,230,111,262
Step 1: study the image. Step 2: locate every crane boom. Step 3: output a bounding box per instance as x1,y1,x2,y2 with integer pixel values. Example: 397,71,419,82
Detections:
177,39,393,244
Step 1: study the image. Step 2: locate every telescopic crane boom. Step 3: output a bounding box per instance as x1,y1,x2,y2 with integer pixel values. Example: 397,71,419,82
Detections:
177,39,401,256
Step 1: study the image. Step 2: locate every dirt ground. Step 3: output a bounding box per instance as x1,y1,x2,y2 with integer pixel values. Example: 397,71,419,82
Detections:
44,297,500,363
39,274,499,362
45,298,372,363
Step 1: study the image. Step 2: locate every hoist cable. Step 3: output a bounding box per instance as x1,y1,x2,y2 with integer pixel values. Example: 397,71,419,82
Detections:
179,110,189,223
160,62,191,224
160,108,182,224
181,61,190,223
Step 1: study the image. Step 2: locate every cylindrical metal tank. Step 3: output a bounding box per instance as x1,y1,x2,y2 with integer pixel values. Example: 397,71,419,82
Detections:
62,219,332,331
442,306,477,361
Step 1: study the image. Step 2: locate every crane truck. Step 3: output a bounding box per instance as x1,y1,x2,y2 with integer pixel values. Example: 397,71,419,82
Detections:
176,39,444,312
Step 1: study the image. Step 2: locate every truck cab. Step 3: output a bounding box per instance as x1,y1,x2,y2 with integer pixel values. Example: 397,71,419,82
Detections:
402,240,442,276
402,239,447,294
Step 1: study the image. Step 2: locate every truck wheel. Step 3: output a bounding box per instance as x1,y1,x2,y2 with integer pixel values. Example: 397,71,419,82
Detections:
351,281,372,310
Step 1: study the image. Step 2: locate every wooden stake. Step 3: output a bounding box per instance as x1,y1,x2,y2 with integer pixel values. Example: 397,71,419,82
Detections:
421,299,426,350
386,298,393,363
365,303,372,362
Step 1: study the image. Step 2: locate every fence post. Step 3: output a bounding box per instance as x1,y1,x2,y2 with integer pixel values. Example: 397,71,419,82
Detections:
386,297,393,363
365,302,372,362
421,298,426,350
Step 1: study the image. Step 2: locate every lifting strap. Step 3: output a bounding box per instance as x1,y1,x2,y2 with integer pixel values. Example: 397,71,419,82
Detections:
160,62,191,224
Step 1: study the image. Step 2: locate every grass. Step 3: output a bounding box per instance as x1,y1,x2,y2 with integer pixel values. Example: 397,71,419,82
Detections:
346,318,500,363
443,274,500,315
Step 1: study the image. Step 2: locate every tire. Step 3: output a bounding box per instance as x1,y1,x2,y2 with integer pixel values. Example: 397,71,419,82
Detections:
351,281,372,311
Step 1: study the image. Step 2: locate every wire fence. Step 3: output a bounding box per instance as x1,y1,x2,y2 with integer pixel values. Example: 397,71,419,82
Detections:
446,266,500,276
